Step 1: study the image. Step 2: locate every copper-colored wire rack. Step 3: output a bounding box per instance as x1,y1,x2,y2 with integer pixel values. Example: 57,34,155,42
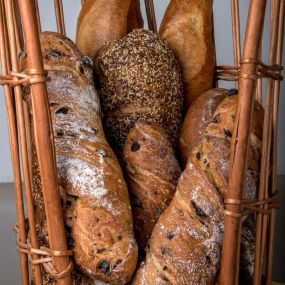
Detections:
0,0,284,284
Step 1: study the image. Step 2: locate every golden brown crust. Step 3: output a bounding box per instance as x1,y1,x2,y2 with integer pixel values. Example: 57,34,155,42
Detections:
159,0,215,110
127,0,144,33
96,29,183,156
179,88,229,166
76,0,131,60
23,32,138,284
123,123,181,251
132,161,224,285
133,94,264,284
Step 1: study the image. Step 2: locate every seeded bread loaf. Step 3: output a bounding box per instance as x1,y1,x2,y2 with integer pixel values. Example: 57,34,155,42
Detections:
159,0,215,110
22,32,138,284
95,29,183,156
123,123,181,252
133,93,263,284
76,0,132,60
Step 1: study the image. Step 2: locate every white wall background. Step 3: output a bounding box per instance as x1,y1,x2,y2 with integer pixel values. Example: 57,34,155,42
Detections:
0,0,284,182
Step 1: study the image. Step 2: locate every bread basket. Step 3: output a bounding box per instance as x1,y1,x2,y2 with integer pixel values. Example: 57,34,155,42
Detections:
0,0,283,284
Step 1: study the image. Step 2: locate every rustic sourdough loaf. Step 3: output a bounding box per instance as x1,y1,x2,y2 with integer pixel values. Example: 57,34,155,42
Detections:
132,92,263,284
123,123,181,252
159,0,216,110
22,32,138,285
95,29,183,156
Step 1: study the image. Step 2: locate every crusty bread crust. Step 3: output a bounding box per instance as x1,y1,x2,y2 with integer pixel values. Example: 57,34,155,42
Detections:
96,29,183,156
22,32,138,284
127,0,144,33
179,88,228,166
123,123,181,252
133,161,224,285
76,0,131,60
159,0,215,110
133,93,263,284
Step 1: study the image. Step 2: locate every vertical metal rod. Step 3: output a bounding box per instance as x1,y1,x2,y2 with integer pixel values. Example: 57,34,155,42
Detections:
266,0,285,283
231,0,241,89
54,0,66,35
219,1,267,284
4,0,42,283
16,0,72,283
33,0,41,34
253,0,280,283
144,0,157,32
0,1,29,284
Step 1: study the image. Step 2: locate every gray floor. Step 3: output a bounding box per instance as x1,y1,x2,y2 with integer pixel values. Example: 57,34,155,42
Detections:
1,179,285,284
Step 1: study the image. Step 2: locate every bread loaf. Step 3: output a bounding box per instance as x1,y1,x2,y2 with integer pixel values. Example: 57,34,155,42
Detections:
133,93,263,284
22,32,138,284
159,0,215,110
95,29,183,156
76,0,132,60
133,161,224,285
127,0,144,33
179,88,229,166
123,123,181,252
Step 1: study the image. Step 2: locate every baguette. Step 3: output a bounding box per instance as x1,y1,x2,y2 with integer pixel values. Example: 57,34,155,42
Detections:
159,0,215,110
123,123,181,252
22,32,138,284
76,0,131,60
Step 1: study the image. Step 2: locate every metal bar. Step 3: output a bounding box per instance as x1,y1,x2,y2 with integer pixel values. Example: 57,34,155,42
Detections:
54,0,66,35
4,0,42,283
266,0,285,283
253,0,281,283
0,1,29,284
16,0,72,283
219,1,267,284
144,0,157,32
231,0,241,89
33,0,41,34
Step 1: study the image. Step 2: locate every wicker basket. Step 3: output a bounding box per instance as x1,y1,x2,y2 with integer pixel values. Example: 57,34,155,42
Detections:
0,0,284,284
